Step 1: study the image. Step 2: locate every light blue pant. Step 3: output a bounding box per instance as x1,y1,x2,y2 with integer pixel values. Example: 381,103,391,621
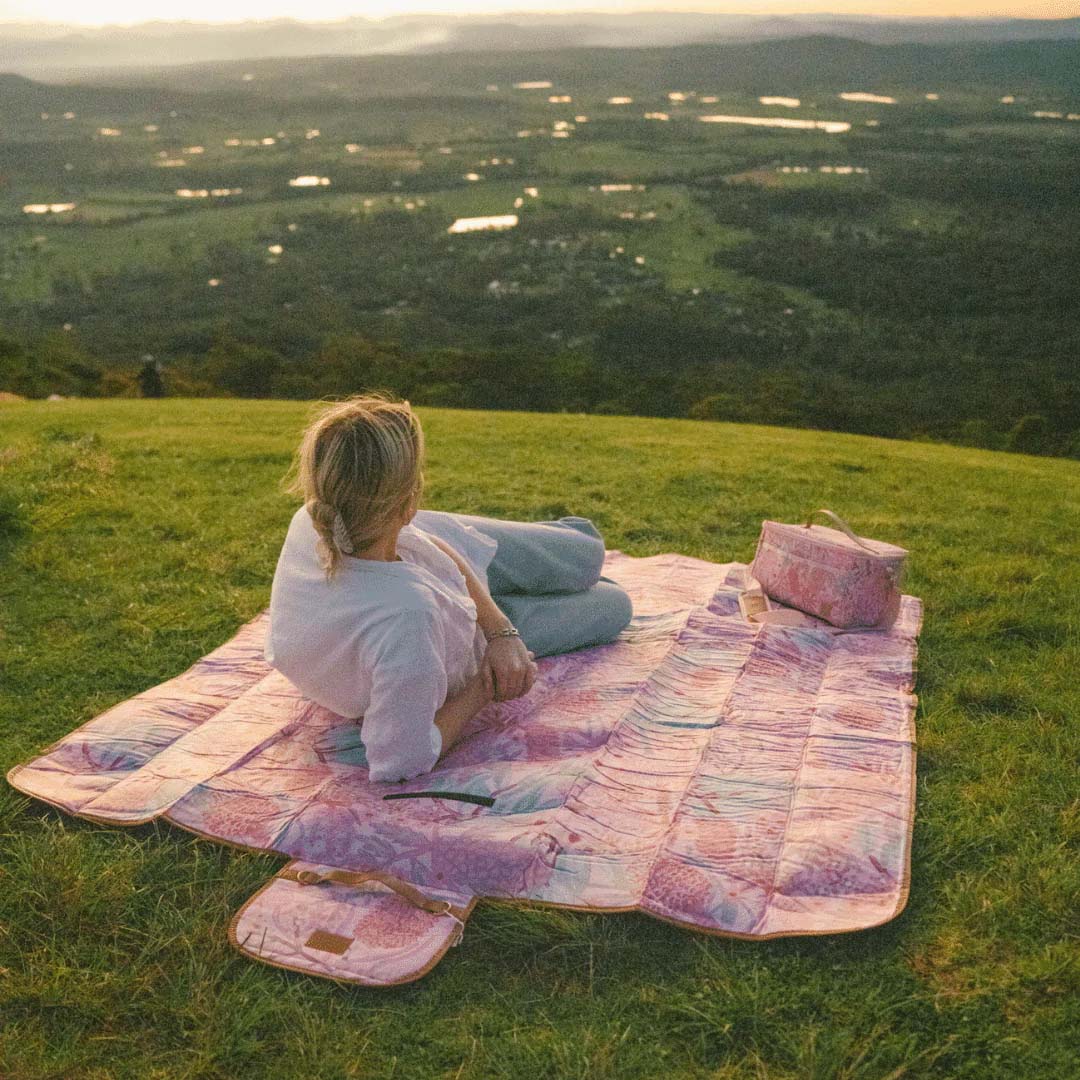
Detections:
446,513,633,659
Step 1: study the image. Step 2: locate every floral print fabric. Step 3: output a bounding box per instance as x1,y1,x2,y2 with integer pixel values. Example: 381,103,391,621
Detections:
7,550,922,986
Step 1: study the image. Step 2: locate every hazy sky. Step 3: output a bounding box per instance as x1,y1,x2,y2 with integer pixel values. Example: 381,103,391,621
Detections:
1,1,1077,27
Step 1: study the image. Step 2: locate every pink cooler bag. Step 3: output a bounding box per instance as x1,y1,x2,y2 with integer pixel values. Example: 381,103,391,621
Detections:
749,509,907,629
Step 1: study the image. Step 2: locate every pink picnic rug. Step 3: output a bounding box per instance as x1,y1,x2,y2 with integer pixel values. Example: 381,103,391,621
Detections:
8,550,922,986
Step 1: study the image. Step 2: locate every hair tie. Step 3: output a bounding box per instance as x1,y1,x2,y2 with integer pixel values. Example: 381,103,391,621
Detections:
332,512,355,554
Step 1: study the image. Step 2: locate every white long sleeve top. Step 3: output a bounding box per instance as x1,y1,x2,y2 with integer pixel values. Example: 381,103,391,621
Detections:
264,507,497,783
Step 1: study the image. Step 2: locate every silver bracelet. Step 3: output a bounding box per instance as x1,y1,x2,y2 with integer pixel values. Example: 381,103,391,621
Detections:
484,625,520,642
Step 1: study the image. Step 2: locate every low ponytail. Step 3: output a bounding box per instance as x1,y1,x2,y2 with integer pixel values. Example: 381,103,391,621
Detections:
305,498,348,578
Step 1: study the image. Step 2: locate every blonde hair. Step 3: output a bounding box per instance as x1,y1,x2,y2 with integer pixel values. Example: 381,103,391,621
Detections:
286,393,425,580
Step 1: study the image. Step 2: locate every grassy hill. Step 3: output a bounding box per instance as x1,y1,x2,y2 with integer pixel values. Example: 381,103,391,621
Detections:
1,399,1077,1079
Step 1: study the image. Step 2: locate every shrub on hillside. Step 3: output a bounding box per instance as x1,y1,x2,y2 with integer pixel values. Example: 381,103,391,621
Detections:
688,393,753,422
955,419,1007,451
1006,414,1053,455
0,331,104,399
203,336,282,398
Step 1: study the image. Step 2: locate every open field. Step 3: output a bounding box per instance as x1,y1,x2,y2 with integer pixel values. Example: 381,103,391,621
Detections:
2,37,1078,451
1,399,1077,1079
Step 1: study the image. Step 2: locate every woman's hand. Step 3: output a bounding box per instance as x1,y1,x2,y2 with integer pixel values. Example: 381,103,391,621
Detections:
481,637,538,702
424,533,538,701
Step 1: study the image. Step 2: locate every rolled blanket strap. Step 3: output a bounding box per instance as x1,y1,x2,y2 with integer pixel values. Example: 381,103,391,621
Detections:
281,865,469,942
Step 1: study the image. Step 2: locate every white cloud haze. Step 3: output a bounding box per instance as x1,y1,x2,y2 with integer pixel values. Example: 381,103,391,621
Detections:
1,1,1076,27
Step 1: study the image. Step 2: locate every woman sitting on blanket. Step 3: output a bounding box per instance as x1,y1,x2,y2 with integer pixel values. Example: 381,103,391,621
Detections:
266,394,633,784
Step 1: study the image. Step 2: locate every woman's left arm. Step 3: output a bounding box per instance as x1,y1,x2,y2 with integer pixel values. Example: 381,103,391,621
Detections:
427,535,512,637
427,534,537,701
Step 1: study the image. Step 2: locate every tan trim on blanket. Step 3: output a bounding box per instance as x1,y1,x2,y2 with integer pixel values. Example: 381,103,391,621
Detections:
226,861,482,987
11,598,924,983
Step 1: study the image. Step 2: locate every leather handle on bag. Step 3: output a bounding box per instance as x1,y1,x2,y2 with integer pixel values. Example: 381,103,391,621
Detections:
803,508,880,555
284,866,468,919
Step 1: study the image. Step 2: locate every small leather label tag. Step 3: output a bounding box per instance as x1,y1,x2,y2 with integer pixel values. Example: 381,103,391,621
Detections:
305,929,353,955
739,589,772,621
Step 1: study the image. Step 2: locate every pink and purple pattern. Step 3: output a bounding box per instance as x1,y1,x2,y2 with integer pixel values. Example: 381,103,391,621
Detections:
7,550,922,986
751,521,907,628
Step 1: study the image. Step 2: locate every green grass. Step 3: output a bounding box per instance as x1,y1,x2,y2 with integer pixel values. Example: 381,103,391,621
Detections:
527,138,716,180
4,169,782,306
1,399,1078,1079
6,192,383,298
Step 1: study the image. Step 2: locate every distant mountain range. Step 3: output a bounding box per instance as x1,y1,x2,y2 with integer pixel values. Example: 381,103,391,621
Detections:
2,34,1078,112
1,12,1078,78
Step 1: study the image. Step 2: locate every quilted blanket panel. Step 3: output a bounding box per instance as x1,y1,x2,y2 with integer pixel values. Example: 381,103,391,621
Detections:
8,551,921,941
